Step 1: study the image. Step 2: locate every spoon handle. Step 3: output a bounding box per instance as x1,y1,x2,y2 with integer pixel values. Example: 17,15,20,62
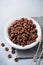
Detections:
33,42,41,62
35,50,43,65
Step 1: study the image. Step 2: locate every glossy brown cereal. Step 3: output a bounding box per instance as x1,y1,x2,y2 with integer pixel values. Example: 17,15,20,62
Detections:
8,18,38,47
1,43,5,47
11,47,15,54
14,58,19,62
11,47,15,50
11,50,15,54
8,54,12,58
5,47,9,51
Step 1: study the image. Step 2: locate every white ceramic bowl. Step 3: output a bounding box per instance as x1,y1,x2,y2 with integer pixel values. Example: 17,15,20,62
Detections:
4,17,42,50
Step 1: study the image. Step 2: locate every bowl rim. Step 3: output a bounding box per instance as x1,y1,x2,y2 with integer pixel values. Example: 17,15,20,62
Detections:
4,17,42,50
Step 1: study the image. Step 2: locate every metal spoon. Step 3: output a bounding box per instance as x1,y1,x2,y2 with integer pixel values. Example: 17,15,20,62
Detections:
35,43,43,65
33,42,41,62
33,35,43,62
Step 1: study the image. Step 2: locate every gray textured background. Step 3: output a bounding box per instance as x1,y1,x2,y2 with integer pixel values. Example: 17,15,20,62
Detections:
0,0,43,65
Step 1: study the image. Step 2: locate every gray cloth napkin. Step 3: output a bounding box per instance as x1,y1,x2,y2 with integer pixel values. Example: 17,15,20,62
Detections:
16,16,43,59
32,16,43,32
16,44,42,59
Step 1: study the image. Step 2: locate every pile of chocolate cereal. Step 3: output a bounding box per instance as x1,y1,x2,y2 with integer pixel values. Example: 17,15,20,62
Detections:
8,18,38,47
